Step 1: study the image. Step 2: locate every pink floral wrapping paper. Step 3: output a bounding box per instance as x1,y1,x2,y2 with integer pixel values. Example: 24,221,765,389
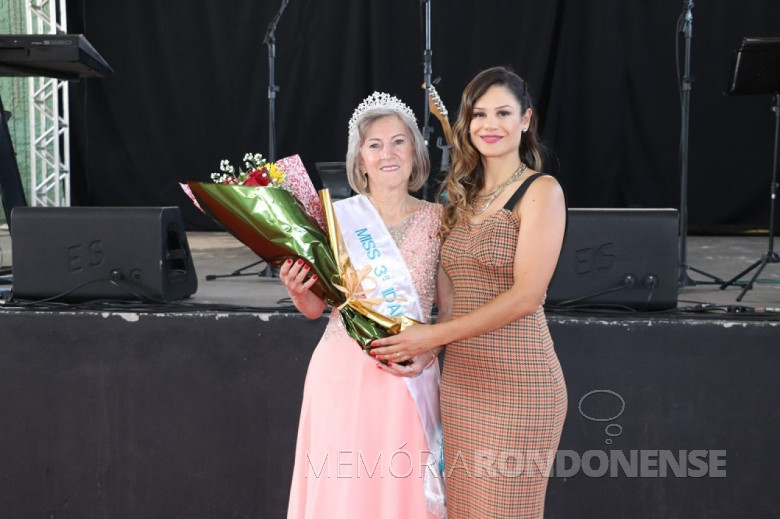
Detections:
276,154,326,231
179,183,203,212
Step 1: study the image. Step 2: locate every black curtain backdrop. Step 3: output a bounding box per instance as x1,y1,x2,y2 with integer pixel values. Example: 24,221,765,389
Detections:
65,1,780,231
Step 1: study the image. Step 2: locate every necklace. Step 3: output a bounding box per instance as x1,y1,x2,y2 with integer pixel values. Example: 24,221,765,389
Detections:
470,162,528,214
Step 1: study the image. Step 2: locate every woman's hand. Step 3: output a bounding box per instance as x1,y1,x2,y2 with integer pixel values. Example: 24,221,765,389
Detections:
376,347,440,378
369,323,442,364
279,258,326,319
279,258,318,297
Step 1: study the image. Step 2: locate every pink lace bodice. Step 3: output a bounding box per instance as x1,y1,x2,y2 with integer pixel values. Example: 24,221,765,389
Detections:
387,200,442,323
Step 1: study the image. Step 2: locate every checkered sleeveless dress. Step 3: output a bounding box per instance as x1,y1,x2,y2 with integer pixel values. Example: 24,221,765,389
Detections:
440,174,567,518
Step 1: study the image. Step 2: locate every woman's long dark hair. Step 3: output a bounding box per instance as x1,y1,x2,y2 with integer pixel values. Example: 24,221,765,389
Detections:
439,66,544,236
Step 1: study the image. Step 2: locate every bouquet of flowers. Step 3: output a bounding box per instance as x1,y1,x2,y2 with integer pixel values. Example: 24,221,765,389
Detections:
210,153,285,186
183,153,413,350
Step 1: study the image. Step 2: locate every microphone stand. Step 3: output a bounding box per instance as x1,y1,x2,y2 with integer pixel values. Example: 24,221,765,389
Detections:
263,0,290,162
720,93,780,300
677,0,723,287
419,0,450,201
420,0,434,200
207,0,290,281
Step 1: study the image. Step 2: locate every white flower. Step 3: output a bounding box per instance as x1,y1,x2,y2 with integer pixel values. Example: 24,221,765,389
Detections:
244,153,266,170
219,160,236,175
211,152,279,186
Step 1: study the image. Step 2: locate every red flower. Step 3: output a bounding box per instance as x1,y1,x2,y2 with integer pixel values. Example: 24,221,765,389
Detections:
245,167,270,186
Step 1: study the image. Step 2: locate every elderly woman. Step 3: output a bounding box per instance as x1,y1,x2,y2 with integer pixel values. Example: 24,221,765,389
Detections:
282,92,445,519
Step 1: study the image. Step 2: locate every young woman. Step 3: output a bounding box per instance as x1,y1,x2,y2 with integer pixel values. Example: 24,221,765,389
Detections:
371,67,568,518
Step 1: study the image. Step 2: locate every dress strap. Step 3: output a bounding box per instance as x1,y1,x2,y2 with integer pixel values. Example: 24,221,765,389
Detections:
502,172,546,211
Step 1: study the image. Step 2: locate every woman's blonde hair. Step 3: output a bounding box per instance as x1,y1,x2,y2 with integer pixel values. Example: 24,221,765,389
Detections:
345,108,430,195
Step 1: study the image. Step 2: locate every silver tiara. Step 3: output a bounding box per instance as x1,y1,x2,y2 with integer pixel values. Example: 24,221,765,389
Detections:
347,91,417,132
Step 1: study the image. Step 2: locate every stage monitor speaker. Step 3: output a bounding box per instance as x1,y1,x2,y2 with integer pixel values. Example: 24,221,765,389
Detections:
10,206,198,302
546,208,679,311
315,162,352,200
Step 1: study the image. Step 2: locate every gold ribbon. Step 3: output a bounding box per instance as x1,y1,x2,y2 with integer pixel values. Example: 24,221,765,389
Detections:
333,264,385,310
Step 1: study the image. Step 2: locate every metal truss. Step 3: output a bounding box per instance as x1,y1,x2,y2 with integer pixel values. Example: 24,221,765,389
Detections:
25,0,70,207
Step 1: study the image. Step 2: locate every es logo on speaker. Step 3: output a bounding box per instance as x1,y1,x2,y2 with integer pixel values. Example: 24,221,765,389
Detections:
67,240,104,272
574,242,615,275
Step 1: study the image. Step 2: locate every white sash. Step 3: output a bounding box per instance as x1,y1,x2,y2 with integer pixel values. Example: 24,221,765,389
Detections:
334,195,446,518
334,195,424,321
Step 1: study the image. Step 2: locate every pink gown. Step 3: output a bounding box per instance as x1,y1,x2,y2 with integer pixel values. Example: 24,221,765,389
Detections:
287,201,442,519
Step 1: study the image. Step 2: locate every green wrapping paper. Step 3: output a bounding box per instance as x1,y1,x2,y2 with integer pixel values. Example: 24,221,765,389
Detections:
186,182,398,350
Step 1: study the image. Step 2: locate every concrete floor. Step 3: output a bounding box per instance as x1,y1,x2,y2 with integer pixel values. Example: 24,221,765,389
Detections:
187,232,780,312
2,224,780,313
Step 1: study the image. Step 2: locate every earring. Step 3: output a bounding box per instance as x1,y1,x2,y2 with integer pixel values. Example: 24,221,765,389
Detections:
362,173,369,190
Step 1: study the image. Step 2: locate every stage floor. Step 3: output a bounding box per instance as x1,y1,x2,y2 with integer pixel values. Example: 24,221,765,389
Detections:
2,225,779,315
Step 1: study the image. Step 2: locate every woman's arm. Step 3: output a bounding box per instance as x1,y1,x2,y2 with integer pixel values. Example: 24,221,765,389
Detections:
370,176,566,361
377,264,452,376
435,263,454,326
426,264,453,358
279,258,327,319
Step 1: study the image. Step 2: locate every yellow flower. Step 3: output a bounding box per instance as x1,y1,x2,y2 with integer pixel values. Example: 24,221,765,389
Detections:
267,162,285,184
